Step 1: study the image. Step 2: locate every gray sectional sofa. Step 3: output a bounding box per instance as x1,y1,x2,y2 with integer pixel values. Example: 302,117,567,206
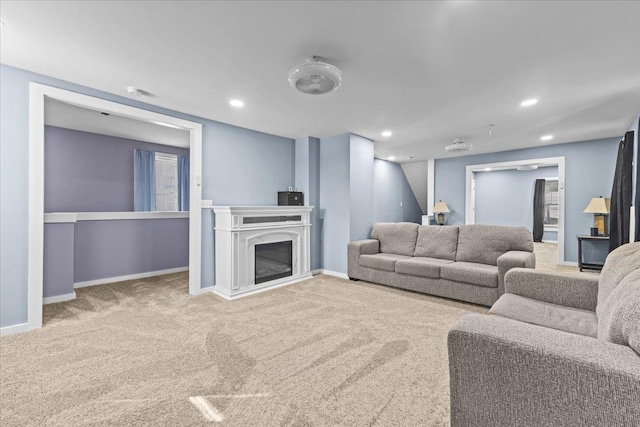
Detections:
348,222,535,306
448,242,640,426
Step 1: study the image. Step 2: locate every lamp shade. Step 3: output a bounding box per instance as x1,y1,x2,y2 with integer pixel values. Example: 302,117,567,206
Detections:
583,197,609,214
433,201,450,213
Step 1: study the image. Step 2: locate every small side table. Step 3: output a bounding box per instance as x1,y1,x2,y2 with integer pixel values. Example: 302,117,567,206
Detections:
577,234,609,272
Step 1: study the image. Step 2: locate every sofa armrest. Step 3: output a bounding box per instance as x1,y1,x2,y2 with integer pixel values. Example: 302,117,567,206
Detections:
504,268,599,311
496,251,535,296
448,314,640,427
347,239,379,279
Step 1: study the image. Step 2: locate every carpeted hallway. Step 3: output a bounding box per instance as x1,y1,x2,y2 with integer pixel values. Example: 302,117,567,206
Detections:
0,273,485,426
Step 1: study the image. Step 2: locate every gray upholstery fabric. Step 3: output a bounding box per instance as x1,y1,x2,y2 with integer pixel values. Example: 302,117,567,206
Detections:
347,239,380,279
370,222,419,256
359,253,410,272
440,262,498,288
505,268,599,312
456,224,534,266
448,314,640,427
496,251,536,297
597,242,640,318
598,268,640,355
414,225,459,260
490,293,598,337
395,257,454,278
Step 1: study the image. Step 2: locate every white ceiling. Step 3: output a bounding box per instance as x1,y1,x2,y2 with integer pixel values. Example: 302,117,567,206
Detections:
2,1,639,162
44,99,190,148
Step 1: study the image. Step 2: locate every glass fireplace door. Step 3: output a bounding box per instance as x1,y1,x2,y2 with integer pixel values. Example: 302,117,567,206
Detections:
254,241,293,284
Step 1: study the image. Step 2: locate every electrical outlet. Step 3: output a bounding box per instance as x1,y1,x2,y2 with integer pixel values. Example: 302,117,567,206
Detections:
201,199,213,208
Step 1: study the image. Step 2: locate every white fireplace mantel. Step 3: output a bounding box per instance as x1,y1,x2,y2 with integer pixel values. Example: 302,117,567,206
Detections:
212,206,313,300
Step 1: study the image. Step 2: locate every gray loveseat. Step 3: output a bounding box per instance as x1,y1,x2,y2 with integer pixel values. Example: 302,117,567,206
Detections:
348,222,535,306
448,242,640,426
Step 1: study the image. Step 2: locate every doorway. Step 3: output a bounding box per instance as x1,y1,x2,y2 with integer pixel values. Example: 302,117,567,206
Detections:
465,157,566,264
27,83,203,332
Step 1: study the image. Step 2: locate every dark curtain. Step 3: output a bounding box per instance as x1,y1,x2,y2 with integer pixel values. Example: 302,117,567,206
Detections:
609,130,634,252
532,179,546,242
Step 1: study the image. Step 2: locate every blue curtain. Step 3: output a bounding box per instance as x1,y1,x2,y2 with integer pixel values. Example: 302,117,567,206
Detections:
134,149,156,211
178,155,189,211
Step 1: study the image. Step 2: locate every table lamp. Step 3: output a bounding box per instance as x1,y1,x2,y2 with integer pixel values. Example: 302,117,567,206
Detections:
583,196,609,236
433,201,450,226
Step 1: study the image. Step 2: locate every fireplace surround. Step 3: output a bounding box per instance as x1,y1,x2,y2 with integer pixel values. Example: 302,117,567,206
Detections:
212,206,313,300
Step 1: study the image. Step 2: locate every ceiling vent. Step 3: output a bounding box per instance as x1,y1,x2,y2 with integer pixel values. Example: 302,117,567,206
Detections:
445,138,473,153
288,56,343,95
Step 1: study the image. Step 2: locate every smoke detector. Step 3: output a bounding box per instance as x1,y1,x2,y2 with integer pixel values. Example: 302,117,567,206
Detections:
126,87,144,97
288,56,343,95
445,138,473,153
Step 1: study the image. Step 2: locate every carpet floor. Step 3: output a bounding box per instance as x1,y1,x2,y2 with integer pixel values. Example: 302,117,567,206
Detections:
0,273,486,426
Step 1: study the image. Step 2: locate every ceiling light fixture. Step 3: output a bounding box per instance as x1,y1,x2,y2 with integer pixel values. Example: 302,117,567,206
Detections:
230,99,244,108
484,167,492,171
288,56,343,95
381,130,393,137
388,156,396,161
521,98,538,107
126,87,144,97
540,135,553,141
445,138,472,153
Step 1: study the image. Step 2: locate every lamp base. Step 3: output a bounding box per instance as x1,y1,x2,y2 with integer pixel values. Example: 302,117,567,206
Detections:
437,213,445,226
593,214,608,236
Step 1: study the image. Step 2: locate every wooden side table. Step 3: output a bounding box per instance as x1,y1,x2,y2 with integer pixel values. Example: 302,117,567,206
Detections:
577,235,609,272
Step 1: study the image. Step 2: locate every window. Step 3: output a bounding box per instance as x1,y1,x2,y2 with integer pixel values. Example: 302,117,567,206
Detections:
543,178,559,228
155,152,178,211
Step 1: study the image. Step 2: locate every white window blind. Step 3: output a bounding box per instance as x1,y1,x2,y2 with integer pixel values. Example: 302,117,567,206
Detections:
155,152,178,212
544,178,559,227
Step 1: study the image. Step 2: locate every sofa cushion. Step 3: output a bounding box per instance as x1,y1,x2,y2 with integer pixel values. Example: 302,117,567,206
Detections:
359,253,411,272
440,262,498,288
490,293,598,337
395,257,455,278
456,224,533,266
371,222,419,256
596,242,640,317
597,268,640,355
414,225,459,260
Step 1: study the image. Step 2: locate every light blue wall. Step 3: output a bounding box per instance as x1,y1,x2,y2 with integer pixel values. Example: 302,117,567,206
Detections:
0,64,294,328
294,136,321,270
319,134,351,273
434,138,620,263
373,159,423,224
475,166,559,240
349,135,374,241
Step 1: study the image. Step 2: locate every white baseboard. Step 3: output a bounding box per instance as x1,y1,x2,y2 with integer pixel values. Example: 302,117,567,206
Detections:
74,266,189,289
312,269,349,279
212,274,314,301
0,322,39,337
43,292,76,305
541,240,559,244
191,286,214,296
559,261,579,267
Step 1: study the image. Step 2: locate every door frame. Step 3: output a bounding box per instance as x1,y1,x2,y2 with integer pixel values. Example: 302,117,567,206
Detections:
26,83,204,332
465,156,566,264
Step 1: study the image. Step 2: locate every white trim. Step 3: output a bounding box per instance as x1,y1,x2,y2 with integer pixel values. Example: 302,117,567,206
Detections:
0,322,36,337
427,159,435,217
541,240,559,244
313,269,350,279
73,266,189,289
190,286,215,295
211,273,313,300
44,211,189,223
43,292,76,305
465,156,566,265
27,83,203,335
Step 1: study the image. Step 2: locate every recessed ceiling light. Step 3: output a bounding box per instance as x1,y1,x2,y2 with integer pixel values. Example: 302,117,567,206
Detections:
230,99,244,108
381,130,393,137
521,98,538,107
540,135,553,141
126,87,144,97
388,156,396,161
406,156,414,160
484,167,492,171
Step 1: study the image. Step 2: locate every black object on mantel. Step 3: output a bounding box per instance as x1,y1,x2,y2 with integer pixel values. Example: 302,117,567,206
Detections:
278,191,304,206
